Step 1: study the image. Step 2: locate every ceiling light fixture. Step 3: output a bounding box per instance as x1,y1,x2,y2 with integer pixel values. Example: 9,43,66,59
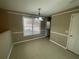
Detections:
35,8,43,21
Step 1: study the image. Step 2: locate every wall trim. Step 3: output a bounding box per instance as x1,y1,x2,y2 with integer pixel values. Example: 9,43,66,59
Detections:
50,39,67,49
52,8,79,17
51,31,68,37
13,32,23,34
13,36,46,45
7,44,14,59
8,12,27,16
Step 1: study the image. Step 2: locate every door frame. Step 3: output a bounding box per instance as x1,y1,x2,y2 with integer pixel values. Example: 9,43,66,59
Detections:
67,13,79,50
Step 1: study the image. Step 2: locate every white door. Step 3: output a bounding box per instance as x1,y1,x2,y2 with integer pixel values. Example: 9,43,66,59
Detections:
67,13,79,55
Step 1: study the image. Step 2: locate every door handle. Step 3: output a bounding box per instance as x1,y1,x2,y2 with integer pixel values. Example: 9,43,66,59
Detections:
70,35,72,37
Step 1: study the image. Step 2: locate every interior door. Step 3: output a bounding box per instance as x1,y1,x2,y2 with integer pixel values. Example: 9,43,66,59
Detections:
67,13,79,55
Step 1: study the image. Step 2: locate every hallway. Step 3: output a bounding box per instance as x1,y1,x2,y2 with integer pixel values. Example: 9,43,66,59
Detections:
9,38,79,59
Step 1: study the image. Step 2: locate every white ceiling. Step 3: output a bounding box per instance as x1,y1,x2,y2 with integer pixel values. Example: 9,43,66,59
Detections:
0,0,79,16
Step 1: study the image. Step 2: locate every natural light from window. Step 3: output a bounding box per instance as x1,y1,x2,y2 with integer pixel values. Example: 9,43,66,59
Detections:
23,16,41,36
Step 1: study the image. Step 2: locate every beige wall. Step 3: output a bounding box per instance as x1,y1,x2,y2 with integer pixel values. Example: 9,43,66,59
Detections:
50,7,79,47
0,31,12,59
8,14,23,42
51,13,71,34
8,14,23,32
0,9,9,33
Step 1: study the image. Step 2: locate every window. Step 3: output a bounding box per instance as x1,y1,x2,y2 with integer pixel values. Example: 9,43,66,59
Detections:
23,16,41,36
33,18,41,34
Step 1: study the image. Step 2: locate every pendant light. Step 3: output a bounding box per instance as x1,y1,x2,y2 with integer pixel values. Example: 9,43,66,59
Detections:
35,8,43,21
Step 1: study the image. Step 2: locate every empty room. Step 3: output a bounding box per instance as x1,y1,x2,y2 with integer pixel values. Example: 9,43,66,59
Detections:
0,0,79,59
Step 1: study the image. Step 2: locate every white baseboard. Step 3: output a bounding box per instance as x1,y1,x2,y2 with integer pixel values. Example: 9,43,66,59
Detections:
50,39,67,49
7,44,14,59
13,36,46,45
